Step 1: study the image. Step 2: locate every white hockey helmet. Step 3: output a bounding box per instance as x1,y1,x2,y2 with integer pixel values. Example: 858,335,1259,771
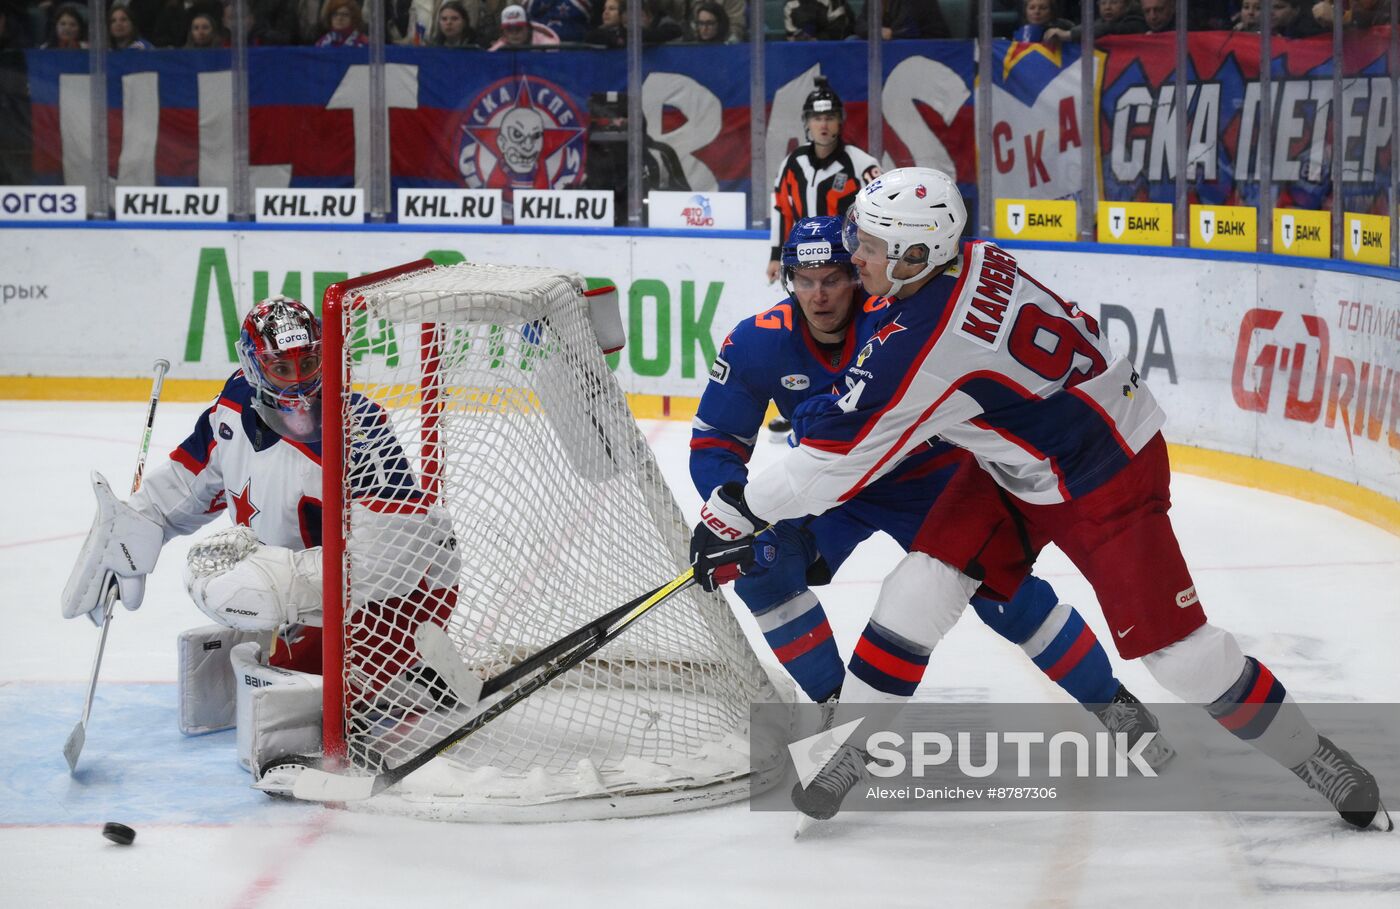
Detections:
842,167,966,296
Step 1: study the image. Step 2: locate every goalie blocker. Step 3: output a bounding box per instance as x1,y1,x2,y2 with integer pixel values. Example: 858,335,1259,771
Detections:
61,471,164,622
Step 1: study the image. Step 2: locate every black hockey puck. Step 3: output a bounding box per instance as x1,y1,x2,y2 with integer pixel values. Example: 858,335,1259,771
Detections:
102,822,136,846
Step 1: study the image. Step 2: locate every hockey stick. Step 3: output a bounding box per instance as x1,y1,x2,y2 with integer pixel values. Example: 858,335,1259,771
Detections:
64,359,171,773
292,567,697,802
412,574,682,706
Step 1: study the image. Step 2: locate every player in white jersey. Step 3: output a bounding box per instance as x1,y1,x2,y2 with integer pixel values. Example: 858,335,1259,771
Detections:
62,297,459,760
691,167,1390,830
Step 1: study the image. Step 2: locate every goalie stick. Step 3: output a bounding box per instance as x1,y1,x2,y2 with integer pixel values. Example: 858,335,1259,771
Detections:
64,358,171,773
292,568,697,802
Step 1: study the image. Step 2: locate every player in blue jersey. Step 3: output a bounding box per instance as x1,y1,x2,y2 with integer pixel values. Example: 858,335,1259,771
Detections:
692,170,1389,831
62,297,460,772
693,216,1172,760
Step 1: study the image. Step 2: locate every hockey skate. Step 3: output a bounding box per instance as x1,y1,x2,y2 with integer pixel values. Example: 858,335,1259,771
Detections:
792,743,870,822
1092,684,1176,771
1292,736,1393,831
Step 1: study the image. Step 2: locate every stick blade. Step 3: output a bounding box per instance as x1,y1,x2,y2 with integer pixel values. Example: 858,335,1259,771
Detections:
62,724,85,773
291,767,378,803
414,624,484,706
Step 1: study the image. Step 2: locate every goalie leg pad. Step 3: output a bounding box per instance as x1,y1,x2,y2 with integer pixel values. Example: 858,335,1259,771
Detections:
61,470,164,619
177,624,263,734
231,641,322,773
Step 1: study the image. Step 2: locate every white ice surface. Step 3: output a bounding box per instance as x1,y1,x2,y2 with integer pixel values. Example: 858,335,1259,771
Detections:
2,401,1398,907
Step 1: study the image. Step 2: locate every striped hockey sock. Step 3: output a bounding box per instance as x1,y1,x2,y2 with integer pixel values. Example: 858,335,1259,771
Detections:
1207,656,1318,769
752,590,843,702
1017,602,1120,706
849,619,932,697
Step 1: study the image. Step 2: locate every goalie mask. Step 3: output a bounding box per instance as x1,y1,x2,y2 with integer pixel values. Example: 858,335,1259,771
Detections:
236,296,323,442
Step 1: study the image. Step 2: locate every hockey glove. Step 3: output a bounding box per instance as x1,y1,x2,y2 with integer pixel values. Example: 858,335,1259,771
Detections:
61,471,164,621
690,483,761,592
790,392,841,446
184,527,323,633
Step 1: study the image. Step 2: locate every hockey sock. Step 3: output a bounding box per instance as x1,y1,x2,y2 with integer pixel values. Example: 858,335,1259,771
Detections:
973,584,1120,705
752,590,843,702
848,618,931,698
1207,656,1319,769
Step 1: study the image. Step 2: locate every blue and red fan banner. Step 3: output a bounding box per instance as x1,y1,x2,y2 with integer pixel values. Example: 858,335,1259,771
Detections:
19,29,1393,216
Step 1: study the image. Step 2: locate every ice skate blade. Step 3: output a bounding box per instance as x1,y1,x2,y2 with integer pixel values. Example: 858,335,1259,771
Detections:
1362,799,1393,832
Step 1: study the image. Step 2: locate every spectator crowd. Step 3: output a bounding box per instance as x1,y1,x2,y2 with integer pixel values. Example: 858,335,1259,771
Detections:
1024,0,1390,45
0,0,1390,52
0,0,963,50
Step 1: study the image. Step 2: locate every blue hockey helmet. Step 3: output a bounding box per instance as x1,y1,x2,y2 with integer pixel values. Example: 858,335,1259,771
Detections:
780,216,856,295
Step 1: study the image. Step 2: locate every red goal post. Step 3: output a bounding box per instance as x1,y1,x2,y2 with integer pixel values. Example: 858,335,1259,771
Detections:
321,257,437,762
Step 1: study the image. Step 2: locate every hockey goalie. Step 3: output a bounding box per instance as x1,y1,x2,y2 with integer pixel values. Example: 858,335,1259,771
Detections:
60,296,460,779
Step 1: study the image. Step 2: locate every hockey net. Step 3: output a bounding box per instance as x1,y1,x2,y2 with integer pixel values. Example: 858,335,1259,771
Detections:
321,259,787,821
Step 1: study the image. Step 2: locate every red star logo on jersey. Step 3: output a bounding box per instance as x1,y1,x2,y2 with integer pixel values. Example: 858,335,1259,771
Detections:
720,331,736,354
230,482,260,527
870,315,907,347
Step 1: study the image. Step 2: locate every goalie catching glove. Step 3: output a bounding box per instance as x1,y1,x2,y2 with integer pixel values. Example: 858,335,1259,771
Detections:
183,526,322,632
690,483,769,592
61,471,164,621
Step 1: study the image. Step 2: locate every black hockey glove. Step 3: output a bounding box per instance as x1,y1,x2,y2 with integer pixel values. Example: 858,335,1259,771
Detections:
690,482,761,592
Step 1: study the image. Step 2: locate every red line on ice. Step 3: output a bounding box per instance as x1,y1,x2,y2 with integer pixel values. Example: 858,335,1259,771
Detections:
229,810,335,909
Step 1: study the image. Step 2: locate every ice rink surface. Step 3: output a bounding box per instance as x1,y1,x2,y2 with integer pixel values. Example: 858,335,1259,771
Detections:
2,400,1398,908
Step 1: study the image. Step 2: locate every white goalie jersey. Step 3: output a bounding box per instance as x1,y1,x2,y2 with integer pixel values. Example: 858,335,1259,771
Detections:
134,371,457,624
131,371,324,550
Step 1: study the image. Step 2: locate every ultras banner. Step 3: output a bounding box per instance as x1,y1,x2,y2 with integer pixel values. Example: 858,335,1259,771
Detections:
981,29,1394,212
19,31,1391,216
21,41,977,214
1095,29,1394,212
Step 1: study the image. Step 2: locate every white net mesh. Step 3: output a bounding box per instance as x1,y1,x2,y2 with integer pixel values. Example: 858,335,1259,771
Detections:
327,262,785,820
